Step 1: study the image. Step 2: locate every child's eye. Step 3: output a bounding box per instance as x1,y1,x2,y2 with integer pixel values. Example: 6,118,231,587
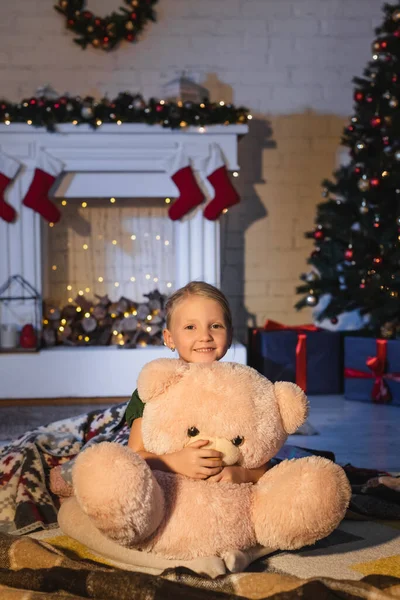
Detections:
185,325,195,330
211,323,224,329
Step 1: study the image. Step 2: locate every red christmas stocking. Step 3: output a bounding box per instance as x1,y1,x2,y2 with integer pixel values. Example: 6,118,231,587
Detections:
0,152,20,223
22,151,63,223
203,143,240,221
168,146,205,221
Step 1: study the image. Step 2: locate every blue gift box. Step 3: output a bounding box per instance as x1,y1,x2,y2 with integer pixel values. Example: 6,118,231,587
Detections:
344,337,400,406
248,328,342,395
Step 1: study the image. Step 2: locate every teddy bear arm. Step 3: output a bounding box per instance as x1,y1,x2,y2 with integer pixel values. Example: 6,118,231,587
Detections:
251,456,351,551
73,442,166,548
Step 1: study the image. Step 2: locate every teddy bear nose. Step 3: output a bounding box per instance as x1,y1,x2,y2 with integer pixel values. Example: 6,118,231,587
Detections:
202,437,241,466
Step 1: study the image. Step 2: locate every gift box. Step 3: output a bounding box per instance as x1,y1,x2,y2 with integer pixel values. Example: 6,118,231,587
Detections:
344,337,400,406
248,321,343,395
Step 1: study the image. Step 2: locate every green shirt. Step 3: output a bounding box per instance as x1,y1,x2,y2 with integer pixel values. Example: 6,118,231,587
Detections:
125,388,145,427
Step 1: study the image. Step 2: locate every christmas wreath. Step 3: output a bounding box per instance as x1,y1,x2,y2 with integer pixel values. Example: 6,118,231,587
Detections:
54,0,158,51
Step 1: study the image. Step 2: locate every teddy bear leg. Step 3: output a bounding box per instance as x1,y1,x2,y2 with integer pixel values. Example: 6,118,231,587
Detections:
72,442,165,548
253,456,351,550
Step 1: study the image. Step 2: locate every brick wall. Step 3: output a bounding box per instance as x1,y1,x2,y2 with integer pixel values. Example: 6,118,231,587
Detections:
1,0,382,340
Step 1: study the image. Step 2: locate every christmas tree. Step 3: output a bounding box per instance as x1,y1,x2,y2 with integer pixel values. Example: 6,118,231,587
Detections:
296,2,400,339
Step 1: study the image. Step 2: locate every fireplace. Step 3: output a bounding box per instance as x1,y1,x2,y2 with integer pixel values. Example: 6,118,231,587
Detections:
0,123,247,399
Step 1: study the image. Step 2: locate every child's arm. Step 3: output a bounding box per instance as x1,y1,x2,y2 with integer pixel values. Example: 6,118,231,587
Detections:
128,418,223,479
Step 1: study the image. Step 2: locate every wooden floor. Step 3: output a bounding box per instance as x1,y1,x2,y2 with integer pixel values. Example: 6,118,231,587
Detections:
1,395,399,471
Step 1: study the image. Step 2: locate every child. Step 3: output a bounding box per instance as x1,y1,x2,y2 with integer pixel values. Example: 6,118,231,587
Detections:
126,281,270,484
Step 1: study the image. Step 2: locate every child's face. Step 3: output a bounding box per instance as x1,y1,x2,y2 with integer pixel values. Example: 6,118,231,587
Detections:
163,295,231,363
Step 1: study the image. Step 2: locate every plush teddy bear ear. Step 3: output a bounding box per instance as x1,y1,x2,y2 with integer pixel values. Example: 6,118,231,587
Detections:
274,381,309,434
137,358,189,403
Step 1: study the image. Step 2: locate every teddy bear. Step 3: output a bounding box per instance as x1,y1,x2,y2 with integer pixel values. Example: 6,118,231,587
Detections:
68,359,351,561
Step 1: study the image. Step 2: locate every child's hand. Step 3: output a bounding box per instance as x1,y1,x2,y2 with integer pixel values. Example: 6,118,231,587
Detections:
167,440,223,479
208,466,248,484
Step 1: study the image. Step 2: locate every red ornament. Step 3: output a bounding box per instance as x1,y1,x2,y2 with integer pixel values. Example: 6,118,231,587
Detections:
374,221,380,228
393,75,398,83
347,125,354,132
380,40,388,49
130,12,137,19
67,19,75,27
103,36,109,42
354,166,361,174
29,99,37,105
383,136,390,145
373,256,382,264
366,95,373,103
344,248,354,260
354,91,364,102
156,104,163,112
314,228,325,240
94,18,102,26
371,116,381,127
83,11,93,19
19,324,37,349
360,281,366,289
54,103,60,109
38,100,45,107
370,178,380,187
394,31,400,38
126,33,135,41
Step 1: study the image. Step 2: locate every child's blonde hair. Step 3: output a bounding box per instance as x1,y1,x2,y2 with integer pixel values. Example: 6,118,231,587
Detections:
165,281,233,334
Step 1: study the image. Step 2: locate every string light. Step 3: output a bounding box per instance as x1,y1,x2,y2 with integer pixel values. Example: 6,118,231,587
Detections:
165,240,170,246
219,101,225,106
98,276,103,282
247,114,253,120
81,202,87,208
132,309,138,316
160,100,165,105
110,197,116,204
165,198,171,204
78,290,84,295
119,340,125,346
76,307,82,312
72,120,78,125
117,120,122,125
124,312,130,318
49,222,54,227
84,312,90,318
146,315,152,321
146,326,151,332
84,336,90,342
156,235,161,240
83,244,88,250
222,208,229,214
52,265,57,270
167,282,172,288
113,330,118,336
145,274,151,279
153,277,158,282
114,282,119,287
233,172,239,177
67,285,72,291
59,326,64,332
112,240,117,245
27,120,32,125
130,276,136,282
96,120,102,126
61,319,66,325
199,126,206,133
68,297,73,303
5,120,10,125
43,319,49,325
61,200,67,206
85,287,90,293
131,234,136,240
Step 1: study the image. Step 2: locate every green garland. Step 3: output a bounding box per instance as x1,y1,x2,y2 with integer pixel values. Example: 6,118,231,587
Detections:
0,92,250,132
54,0,158,51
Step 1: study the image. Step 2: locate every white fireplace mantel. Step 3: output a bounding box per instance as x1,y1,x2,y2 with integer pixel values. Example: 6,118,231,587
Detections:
0,123,248,399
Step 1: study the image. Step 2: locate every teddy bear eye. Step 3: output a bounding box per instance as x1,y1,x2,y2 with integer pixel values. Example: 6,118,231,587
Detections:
187,426,200,437
232,436,244,447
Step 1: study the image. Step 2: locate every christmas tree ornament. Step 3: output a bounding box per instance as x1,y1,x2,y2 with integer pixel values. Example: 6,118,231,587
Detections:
0,152,20,223
389,97,398,108
22,151,64,223
313,227,325,240
203,143,240,221
360,200,369,214
392,8,400,21
166,145,205,221
344,246,354,261
370,177,380,187
306,294,318,307
371,115,381,127
358,178,370,192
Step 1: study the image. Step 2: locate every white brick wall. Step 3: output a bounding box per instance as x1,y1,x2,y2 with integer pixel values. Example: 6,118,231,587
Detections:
1,0,383,340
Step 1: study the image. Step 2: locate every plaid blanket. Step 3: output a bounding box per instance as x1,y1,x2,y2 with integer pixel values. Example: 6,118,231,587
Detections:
0,403,129,535
0,531,399,599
